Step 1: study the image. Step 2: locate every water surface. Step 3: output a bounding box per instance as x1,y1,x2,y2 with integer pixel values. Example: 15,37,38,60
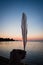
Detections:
0,41,43,65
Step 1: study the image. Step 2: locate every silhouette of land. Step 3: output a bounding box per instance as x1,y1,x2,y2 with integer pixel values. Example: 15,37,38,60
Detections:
0,38,15,41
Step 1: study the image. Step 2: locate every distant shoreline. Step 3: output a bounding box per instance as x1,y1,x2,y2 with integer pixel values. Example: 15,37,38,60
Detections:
0,38,43,42
0,38,15,41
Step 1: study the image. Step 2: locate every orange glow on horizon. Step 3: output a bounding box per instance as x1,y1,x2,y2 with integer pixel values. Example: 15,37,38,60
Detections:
0,33,43,40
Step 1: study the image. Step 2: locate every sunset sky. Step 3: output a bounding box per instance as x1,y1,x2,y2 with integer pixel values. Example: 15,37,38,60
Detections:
0,0,43,40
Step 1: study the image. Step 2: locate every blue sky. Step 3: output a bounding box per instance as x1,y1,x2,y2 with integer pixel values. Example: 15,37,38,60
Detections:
0,0,43,40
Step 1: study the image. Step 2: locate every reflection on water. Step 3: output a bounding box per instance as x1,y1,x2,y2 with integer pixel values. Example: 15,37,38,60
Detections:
0,41,43,64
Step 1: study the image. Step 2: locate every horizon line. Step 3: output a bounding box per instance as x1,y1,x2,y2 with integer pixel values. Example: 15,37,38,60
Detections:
0,37,43,41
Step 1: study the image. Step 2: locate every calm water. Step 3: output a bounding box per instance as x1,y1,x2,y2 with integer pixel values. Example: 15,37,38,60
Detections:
0,41,43,65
